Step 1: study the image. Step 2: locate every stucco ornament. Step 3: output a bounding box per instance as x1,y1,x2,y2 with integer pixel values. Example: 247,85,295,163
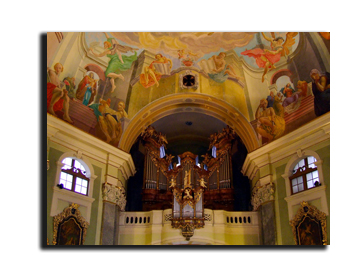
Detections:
102,183,127,211
251,183,275,211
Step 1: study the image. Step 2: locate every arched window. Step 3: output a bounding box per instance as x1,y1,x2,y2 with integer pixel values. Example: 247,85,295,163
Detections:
50,152,97,223
59,158,89,195
289,156,320,195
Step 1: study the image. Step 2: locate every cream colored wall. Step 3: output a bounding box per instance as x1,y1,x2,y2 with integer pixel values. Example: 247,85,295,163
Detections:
242,113,330,245
118,209,260,245
47,114,135,245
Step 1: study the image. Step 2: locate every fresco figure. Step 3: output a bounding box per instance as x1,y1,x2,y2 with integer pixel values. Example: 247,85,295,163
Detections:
310,69,330,116
47,63,73,123
280,83,295,98
266,91,275,108
208,52,242,83
76,72,98,106
63,77,76,99
178,49,199,67
255,99,285,142
241,32,298,82
140,54,172,88
89,99,128,146
89,32,138,93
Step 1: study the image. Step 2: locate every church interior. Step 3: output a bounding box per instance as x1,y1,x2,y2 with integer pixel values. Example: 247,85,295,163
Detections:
46,31,330,245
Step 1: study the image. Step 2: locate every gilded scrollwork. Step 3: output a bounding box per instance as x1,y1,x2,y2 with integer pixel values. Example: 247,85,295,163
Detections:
102,183,127,211
290,201,327,245
52,203,89,245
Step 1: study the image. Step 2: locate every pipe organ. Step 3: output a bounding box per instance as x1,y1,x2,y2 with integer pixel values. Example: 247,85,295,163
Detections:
140,125,236,212
140,125,236,239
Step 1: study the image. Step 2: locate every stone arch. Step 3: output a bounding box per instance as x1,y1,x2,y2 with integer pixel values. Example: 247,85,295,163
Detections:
270,69,293,85
84,63,106,81
118,93,259,153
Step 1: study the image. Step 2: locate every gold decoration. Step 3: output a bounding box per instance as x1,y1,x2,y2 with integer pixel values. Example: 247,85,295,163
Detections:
52,203,89,245
171,218,205,241
289,201,327,245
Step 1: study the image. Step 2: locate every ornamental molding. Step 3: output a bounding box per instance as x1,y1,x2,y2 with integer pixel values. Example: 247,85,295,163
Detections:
47,114,136,178
289,201,327,245
251,182,275,211
102,183,126,211
52,203,89,245
179,70,199,89
242,113,330,179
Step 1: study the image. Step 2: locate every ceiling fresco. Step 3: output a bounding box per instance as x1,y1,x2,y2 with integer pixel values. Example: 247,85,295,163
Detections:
85,32,300,71
47,32,330,153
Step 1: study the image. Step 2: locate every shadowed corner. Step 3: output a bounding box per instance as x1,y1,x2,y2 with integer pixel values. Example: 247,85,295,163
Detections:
40,33,48,248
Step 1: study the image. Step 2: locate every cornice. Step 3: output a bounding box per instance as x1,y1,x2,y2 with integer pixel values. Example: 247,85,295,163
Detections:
242,113,330,179
47,114,136,178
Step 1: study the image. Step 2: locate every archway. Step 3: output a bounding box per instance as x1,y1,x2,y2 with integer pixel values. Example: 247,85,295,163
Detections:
119,93,259,153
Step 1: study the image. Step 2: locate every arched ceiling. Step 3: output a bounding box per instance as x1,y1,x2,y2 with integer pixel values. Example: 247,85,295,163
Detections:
119,93,259,153
151,112,227,156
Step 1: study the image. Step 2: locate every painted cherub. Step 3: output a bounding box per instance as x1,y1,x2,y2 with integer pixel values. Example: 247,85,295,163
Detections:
241,32,298,82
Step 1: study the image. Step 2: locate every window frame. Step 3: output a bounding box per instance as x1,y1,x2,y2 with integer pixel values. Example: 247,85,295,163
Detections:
50,151,97,223
289,156,319,195
282,149,328,221
60,158,90,196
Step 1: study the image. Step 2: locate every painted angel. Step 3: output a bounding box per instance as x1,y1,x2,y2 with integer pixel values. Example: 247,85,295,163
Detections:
241,32,298,82
89,32,139,93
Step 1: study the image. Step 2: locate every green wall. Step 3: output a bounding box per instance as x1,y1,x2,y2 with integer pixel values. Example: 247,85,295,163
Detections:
46,147,103,245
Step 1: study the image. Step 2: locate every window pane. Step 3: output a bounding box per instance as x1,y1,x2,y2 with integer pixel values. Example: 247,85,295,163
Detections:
59,178,66,187
60,172,67,180
76,177,82,185
308,156,317,169
306,172,313,181
62,158,72,170
297,177,303,184
65,181,72,190
298,183,304,192
312,171,319,180
81,187,87,195
62,158,72,166
82,179,88,187
66,174,73,182
74,160,81,170
292,185,298,194
307,180,314,189
298,159,305,169
75,184,81,193
292,178,297,186
80,164,86,172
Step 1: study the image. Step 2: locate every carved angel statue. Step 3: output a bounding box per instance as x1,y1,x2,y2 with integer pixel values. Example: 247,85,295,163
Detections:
209,132,219,149
169,178,176,188
158,132,168,146
241,32,298,82
141,125,156,139
183,188,193,200
199,178,207,189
